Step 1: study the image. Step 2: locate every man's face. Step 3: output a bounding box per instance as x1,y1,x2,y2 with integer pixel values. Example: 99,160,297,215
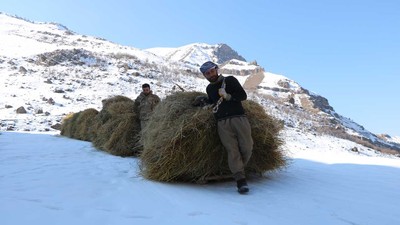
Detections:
142,87,151,95
203,67,218,82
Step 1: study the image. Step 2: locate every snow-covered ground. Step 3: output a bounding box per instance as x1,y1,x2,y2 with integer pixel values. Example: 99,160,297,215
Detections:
1,129,399,225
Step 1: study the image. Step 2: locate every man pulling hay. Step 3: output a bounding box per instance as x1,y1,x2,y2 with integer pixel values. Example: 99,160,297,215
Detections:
198,61,253,194
140,62,285,194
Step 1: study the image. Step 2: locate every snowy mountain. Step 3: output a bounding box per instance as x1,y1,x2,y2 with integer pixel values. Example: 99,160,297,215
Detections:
1,12,399,154
145,43,246,68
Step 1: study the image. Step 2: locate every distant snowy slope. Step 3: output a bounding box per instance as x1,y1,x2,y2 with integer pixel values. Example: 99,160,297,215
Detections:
220,59,259,71
146,43,246,68
377,134,400,146
392,136,400,144
146,43,217,67
1,12,399,153
0,13,162,63
0,13,68,57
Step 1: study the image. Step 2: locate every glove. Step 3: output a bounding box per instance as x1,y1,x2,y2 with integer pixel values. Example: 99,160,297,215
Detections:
192,96,208,106
218,88,231,100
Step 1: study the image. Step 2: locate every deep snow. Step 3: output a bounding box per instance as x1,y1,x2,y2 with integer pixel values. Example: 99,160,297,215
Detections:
1,129,399,225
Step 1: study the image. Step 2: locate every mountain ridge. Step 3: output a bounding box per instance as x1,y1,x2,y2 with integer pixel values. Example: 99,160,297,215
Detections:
1,13,399,153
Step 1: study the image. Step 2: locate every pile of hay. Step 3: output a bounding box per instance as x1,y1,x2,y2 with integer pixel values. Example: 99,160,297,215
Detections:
140,91,286,182
92,95,141,156
60,95,141,156
60,108,99,141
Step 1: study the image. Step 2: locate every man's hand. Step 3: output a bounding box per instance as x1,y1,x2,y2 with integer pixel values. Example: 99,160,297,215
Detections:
192,96,209,106
218,88,231,100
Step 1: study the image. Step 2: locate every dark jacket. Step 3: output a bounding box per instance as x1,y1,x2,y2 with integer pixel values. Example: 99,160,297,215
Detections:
206,75,247,120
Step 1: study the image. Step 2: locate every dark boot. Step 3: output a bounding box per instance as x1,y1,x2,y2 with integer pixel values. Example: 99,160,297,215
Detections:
236,178,249,194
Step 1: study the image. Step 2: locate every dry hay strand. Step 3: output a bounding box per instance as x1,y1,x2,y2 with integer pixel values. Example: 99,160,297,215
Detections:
101,95,135,111
60,95,141,156
60,113,77,138
92,113,139,156
94,95,138,125
60,108,99,141
92,95,141,156
140,91,286,183
242,100,286,173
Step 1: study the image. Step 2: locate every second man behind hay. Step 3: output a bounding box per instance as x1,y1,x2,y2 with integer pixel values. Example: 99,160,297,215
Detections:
134,83,161,130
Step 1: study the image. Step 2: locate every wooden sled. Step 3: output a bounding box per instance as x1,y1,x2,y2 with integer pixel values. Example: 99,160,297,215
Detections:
196,172,264,184
196,174,234,184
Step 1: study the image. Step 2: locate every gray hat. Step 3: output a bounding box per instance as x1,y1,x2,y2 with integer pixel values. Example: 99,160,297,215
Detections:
200,61,218,74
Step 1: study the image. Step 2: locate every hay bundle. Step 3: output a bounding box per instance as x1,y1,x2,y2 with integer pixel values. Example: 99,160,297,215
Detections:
140,91,285,182
242,100,285,172
60,95,141,156
92,95,141,156
60,108,99,141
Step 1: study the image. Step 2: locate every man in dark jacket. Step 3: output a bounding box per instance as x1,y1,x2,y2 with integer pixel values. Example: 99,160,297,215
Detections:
199,61,253,194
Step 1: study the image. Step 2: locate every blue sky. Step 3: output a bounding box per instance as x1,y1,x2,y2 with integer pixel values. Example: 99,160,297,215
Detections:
2,0,399,136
